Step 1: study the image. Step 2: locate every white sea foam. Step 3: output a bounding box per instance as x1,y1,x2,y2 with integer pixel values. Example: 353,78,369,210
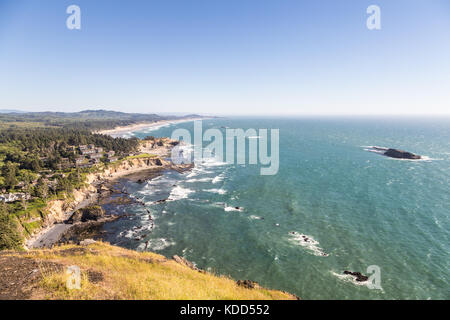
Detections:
288,232,329,257
146,238,175,251
137,189,156,198
182,247,194,256
186,177,213,183
211,202,226,208
212,174,225,184
118,217,156,242
201,158,227,167
120,229,135,239
386,155,440,162
204,188,227,195
224,206,244,212
330,271,383,291
186,167,212,178
168,185,194,201
249,215,263,220
186,170,200,178
331,271,369,286
363,147,386,155
361,145,387,150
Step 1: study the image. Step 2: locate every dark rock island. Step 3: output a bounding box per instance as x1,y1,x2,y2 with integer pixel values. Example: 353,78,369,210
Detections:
369,146,422,160
384,148,421,160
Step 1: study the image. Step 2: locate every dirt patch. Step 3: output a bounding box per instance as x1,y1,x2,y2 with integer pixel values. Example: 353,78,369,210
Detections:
87,270,104,283
57,247,89,257
0,255,62,300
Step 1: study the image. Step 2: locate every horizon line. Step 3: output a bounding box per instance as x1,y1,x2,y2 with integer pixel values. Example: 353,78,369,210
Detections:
1,108,450,118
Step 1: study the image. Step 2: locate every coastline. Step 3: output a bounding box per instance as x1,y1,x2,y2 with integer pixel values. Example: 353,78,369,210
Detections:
95,117,204,137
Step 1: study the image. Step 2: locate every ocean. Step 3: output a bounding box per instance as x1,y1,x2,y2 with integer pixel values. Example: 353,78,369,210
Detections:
102,117,450,299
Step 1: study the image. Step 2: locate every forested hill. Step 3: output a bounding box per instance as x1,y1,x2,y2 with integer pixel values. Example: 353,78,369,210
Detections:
0,110,203,250
0,109,201,130
0,109,200,195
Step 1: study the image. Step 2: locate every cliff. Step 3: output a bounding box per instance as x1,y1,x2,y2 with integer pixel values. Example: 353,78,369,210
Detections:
0,241,297,300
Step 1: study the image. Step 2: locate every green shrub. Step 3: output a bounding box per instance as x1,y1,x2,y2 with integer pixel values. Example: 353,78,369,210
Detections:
0,204,23,250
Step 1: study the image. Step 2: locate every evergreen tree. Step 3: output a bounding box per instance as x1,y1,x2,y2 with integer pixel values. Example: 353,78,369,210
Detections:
1,162,18,190
0,203,22,250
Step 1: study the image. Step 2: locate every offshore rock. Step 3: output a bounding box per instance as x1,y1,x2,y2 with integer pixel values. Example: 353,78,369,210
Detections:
384,148,421,159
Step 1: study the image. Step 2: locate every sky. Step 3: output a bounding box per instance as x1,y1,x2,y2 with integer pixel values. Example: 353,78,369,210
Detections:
0,0,449,116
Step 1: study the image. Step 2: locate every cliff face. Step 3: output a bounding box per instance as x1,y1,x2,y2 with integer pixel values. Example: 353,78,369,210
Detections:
100,157,169,177
44,188,96,227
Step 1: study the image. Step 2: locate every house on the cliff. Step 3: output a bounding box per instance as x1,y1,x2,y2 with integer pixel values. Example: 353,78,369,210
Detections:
106,156,119,163
0,193,31,203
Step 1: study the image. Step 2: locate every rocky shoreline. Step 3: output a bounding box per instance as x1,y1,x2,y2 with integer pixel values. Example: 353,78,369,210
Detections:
26,139,193,249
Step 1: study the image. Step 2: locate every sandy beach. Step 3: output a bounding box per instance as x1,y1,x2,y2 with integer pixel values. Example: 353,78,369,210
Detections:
95,117,204,137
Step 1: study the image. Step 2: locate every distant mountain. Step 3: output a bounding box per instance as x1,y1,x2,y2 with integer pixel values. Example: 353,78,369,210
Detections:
0,109,206,131
24,109,163,120
0,109,26,113
181,114,203,118
0,109,204,118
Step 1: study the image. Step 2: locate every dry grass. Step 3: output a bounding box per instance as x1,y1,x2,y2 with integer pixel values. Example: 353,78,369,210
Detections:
18,242,296,300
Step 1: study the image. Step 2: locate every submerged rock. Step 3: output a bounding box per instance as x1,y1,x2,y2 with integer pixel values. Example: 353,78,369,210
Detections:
384,148,421,160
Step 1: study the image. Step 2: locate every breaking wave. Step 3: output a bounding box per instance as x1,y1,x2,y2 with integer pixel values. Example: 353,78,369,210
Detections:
168,185,194,201
204,188,227,195
288,232,329,257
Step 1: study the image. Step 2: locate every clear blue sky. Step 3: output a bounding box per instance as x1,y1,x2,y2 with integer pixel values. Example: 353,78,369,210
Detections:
0,0,449,115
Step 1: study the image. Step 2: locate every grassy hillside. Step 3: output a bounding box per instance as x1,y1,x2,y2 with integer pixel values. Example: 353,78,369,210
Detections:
0,242,297,300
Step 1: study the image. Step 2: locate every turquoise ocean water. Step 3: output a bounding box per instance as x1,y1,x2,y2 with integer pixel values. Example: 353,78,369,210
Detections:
102,117,449,299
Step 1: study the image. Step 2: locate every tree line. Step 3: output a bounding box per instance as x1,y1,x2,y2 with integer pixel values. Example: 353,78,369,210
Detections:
0,127,140,191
